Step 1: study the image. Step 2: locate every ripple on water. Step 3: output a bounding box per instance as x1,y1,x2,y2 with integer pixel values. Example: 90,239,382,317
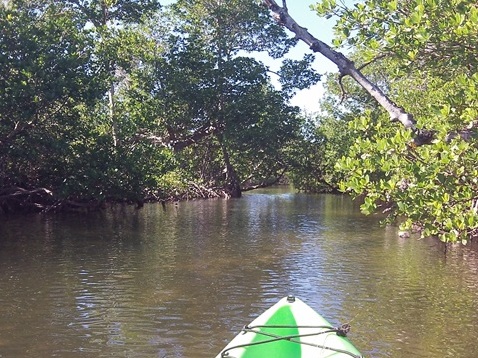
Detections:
1,193,478,357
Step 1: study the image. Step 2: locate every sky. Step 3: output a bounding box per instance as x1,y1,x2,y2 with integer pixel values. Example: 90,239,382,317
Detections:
159,0,342,113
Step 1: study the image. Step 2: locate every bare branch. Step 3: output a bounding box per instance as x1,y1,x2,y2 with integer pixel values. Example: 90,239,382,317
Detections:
134,123,224,152
263,0,416,128
260,0,448,146
338,74,347,103
357,54,388,71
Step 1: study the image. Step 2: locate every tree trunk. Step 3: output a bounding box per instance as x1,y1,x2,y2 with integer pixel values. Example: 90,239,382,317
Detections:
217,133,241,198
108,78,118,147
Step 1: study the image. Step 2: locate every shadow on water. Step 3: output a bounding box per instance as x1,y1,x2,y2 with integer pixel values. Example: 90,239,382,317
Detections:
1,190,478,357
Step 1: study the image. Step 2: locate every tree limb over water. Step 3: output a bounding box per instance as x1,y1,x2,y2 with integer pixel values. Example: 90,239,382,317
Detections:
262,0,440,145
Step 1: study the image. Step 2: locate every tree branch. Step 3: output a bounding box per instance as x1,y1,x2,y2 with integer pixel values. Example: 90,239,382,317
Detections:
357,54,388,71
262,0,437,145
134,123,224,152
0,187,53,201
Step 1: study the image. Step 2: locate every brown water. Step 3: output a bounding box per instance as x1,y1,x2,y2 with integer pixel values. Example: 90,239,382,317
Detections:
1,189,478,357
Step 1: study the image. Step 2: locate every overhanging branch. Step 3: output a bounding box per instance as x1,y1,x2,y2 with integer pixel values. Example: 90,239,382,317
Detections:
262,0,438,145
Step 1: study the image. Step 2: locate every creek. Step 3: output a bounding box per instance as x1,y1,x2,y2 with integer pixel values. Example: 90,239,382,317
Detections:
1,188,478,357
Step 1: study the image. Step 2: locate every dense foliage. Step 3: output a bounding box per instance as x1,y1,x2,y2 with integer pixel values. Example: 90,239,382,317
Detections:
0,0,320,213
311,0,478,242
287,74,357,193
4,0,477,244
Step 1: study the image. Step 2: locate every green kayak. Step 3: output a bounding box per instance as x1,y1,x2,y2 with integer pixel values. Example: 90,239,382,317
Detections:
216,296,363,358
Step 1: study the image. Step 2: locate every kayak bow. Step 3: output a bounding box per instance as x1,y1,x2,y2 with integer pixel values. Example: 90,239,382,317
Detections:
216,296,363,358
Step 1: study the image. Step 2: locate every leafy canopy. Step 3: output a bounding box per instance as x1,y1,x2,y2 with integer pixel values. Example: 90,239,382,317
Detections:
312,0,478,243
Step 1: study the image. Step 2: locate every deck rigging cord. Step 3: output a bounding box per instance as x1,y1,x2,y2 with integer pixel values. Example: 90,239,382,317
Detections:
220,324,363,358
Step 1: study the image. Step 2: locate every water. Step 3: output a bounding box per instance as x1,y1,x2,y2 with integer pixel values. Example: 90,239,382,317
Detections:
1,189,478,357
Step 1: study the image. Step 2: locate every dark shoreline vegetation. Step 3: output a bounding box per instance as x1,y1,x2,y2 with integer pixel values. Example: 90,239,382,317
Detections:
0,178,340,215
0,183,227,215
2,0,478,243
0,181,294,215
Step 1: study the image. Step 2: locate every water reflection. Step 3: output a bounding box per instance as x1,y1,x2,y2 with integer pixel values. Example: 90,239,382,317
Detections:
1,191,478,357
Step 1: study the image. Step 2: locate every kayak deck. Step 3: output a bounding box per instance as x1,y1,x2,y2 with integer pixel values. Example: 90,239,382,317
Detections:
216,296,363,358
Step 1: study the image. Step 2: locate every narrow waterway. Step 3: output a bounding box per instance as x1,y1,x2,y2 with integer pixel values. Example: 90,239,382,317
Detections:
1,189,478,357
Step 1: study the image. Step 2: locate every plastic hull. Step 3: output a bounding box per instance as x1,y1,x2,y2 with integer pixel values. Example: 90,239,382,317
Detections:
216,296,362,358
